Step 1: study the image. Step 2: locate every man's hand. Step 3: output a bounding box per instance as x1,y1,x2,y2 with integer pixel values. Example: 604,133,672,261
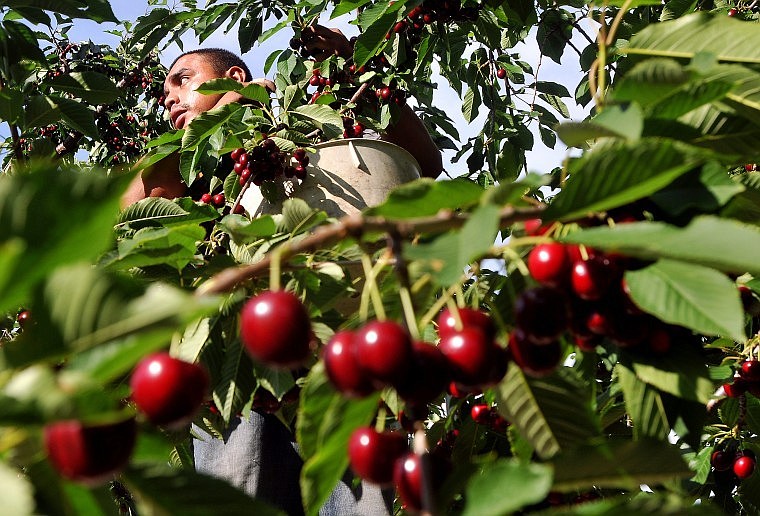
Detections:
301,25,353,62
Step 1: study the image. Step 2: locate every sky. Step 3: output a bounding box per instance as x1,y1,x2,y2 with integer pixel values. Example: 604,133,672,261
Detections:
63,2,592,177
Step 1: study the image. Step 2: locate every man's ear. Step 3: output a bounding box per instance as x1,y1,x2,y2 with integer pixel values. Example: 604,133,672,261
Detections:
225,66,247,83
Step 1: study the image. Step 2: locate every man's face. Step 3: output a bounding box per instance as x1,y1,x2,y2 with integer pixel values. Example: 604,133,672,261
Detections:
163,53,226,129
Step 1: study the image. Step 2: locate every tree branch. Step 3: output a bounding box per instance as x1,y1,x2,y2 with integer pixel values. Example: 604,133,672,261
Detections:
195,204,545,297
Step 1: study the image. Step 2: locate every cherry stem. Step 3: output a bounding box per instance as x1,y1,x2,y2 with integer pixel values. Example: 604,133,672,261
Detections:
270,247,282,291
446,298,463,331
360,252,387,321
232,174,253,215
399,286,420,341
195,205,545,297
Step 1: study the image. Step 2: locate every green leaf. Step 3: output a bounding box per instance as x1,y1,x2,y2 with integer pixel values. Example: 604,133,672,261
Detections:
297,363,380,516
404,204,500,286
214,338,256,424
619,345,715,404
4,265,213,368
218,214,277,244
182,103,242,151
623,13,760,65
613,58,691,107
0,87,24,124
544,139,706,221
292,104,344,133
650,161,744,216
0,163,129,313
353,4,401,68
45,71,121,104
462,460,553,516
555,122,621,148
495,365,600,460
124,464,284,515
617,364,670,440
560,215,760,277
365,178,484,218
111,224,206,271
26,95,98,138
280,198,327,234
625,259,745,341
552,439,691,491
592,103,644,141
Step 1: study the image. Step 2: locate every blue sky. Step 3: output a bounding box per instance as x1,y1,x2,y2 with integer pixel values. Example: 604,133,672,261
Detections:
60,2,590,176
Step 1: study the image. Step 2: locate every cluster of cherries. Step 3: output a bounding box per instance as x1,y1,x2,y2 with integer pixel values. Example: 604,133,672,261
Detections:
322,308,507,407
722,359,760,399
711,446,756,482
230,140,309,187
45,352,210,484
511,218,689,372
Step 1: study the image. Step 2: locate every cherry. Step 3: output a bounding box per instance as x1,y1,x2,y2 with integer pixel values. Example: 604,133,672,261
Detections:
251,388,281,413
293,148,307,162
200,193,212,204
438,328,498,387
436,307,495,340
734,455,755,479
395,341,451,404
44,417,137,485
354,320,413,387
212,193,225,207
240,290,312,369
496,68,507,79
379,87,392,101
728,7,738,16
724,379,747,398
524,218,550,236
323,330,375,397
470,404,493,424
393,21,408,33
17,310,30,327
348,427,407,485
527,243,571,286
514,286,569,344
393,452,451,513
711,450,734,472
741,360,760,382
309,75,321,87
509,328,562,377
570,256,616,301
130,352,209,428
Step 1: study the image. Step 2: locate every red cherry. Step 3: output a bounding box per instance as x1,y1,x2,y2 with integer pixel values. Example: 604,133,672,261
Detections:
230,147,245,161
354,320,413,387
352,123,365,137
496,68,507,79
524,218,550,236
514,287,569,344
571,256,617,301
745,163,757,172
394,453,422,510
309,75,321,87
200,193,212,204
728,7,738,16
252,388,281,413
240,290,312,368
711,450,734,472
293,148,307,162
509,328,562,377
212,193,225,207
395,341,451,404
741,360,760,382
734,456,755,479
44,417,137,485
470,404,493,424
323,330,375,397
436,307,495,340
438,328,498,387
379,87,392,101
724,379,747,398
233,161,247,175
393,20,407,33
527,243,571,286
130,352,209,428
17,310,30,327
348,428,407,485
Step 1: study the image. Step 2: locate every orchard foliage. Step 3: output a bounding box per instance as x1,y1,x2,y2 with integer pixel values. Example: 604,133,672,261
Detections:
1,0,760,515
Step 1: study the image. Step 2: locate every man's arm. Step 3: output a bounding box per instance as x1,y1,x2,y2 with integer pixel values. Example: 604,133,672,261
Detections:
382,105,443,178
121,152,186,208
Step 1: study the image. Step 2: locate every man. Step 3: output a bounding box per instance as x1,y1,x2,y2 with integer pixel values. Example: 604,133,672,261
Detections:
122,27,442,515
122,26,442,206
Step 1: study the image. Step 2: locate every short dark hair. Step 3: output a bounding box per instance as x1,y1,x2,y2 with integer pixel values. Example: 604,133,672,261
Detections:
169,48,253,82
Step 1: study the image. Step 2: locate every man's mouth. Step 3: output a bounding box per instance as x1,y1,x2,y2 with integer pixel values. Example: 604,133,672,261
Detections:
171,110,187,129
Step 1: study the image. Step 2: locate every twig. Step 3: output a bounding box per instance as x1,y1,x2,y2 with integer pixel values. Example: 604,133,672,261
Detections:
195,205,545,297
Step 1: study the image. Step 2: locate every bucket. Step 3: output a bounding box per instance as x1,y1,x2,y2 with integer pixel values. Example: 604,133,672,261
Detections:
241,139,421,218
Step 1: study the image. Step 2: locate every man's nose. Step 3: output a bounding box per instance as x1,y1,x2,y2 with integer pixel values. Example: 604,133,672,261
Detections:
164,90,176,110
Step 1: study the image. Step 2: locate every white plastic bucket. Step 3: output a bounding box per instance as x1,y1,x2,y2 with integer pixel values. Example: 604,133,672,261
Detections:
241,139,421,218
